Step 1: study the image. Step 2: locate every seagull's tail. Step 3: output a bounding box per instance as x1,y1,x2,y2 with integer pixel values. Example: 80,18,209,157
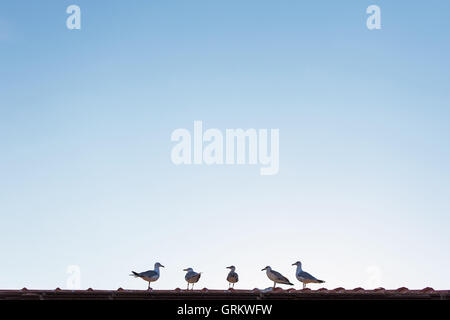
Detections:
317,280,325,283
130,271,140,277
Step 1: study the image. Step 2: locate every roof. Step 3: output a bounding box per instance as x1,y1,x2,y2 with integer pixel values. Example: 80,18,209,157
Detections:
1,287,449,300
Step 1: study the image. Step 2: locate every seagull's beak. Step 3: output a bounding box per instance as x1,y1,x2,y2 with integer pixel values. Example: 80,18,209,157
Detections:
161,264,165,268
261,267,266,271
183,268,188,271
292,263,296,266
226,266,231,269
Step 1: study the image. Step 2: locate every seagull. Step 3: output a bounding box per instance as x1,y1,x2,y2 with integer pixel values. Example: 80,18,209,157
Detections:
226,266,239,288
292,261,325,289
130,262,164,290
261,266,293,289
184,267,201,290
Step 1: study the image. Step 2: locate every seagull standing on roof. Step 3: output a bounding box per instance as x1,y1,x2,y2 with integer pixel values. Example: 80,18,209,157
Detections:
184,267,201,290
292,261,325,289
261,266,293,289
226,266,239,289
130,262,164,290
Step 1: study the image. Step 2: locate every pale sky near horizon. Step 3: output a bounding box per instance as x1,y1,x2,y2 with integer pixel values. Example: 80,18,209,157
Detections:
1,1,450,290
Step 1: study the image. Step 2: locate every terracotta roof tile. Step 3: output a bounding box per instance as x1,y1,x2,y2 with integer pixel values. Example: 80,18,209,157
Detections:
0,288,448,300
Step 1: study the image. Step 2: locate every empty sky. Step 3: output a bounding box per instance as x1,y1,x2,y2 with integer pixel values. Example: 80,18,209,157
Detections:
0,0,450,290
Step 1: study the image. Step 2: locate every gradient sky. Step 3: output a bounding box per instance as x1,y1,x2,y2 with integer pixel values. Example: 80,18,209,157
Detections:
1,0,449,290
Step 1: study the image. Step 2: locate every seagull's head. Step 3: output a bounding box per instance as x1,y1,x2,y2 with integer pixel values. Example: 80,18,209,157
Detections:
155,262,165,268
292,261,302,267
226,265,236,271
261,266,271,271
183,267,193,272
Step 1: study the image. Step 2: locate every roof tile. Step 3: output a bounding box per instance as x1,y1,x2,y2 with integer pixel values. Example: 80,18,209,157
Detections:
1,288,449,300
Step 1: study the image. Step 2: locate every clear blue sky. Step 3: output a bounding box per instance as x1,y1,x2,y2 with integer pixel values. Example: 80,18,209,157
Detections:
1,0,449,290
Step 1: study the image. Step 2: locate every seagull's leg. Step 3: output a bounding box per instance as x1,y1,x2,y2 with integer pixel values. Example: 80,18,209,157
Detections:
187,283,189,290
303,283,306,289
273,282,276,289
148,282,151,290
192,283,195,290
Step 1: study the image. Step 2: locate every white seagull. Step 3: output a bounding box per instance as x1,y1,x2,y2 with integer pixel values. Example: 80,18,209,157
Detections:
261,266,293,289
226,265,239,289
292,261,325,289
184,267,201,290
130,262,164,290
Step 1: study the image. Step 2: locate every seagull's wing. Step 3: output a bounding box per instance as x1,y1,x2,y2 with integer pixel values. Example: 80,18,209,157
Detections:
227,272,239,282
272,270,293,285
186,271,200,282
193,273,201,282
298,271,324,282
139,270,158,278
297,271,317,280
